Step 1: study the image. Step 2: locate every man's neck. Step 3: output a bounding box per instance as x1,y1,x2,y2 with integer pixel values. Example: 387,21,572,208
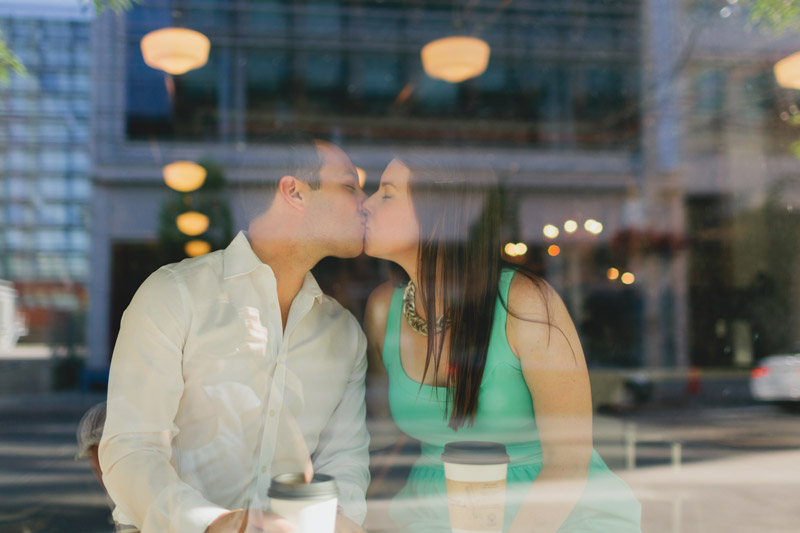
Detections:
248,215,320,330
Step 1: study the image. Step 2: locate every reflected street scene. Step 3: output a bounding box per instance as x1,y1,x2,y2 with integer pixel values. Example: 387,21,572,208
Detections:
2,1,800,532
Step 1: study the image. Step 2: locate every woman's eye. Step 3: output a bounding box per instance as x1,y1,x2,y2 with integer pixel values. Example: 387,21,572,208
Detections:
381,195,392,199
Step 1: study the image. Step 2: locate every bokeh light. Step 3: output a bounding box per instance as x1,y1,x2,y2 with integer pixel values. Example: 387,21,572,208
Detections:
185,239,211,257
176,211,209,236
543,224,559,239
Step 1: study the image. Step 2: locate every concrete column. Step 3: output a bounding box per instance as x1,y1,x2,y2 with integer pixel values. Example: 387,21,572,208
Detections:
87,185,112,371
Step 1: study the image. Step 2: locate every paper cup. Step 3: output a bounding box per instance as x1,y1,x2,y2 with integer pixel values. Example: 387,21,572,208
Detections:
442,442,510,533
268,473,338,533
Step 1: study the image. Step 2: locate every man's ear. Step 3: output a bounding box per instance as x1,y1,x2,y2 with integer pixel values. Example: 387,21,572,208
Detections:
277,175,308,211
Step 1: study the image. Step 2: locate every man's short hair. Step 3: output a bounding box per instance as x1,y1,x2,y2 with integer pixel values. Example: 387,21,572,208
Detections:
239,131,327,222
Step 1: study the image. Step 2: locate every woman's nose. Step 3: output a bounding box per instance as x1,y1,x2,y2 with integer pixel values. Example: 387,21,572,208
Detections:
362,192,376,215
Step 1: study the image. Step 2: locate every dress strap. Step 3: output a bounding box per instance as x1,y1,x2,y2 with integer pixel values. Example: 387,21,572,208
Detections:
485,268,523,371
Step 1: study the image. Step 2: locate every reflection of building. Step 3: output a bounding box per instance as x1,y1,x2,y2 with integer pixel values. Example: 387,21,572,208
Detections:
0,1,92,347
682,5,800,366
89,1,699,375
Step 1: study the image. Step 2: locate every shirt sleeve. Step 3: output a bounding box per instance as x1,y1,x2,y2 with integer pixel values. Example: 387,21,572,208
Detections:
310,324,371,524
99,267,230,533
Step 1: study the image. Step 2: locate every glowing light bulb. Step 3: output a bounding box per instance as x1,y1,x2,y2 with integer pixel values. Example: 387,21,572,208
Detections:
176,211,209,236
421,36,490,83
543,224,559,239
185,239,211,257
140,28,210,75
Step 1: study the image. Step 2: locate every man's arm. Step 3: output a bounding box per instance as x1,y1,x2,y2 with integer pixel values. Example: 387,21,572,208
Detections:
99,267,230,533
309,325,370,525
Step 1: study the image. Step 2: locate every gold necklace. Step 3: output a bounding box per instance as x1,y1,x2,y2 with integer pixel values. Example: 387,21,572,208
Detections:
402,281,449,335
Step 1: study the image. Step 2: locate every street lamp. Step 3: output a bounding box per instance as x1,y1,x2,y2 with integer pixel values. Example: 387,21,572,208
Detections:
140,28,210,75
421,36,490,83
176,211,209,236
775,51,800,90
163,161,206,192
185,239,211,257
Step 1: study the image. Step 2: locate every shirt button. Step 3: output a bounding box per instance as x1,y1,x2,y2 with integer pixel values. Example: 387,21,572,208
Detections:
269,410,276,417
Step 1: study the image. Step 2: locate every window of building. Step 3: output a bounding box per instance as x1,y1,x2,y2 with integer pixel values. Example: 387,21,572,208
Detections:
6,204,35,226
5,176,31,201
38,177,69,200
38,203,69,226
40,149,69,173
35,229,67,251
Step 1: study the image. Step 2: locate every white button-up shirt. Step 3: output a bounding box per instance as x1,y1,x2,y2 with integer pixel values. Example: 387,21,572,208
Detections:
99,232,370,533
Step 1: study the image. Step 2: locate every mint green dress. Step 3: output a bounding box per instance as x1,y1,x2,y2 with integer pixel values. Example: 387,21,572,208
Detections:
383,269,641,532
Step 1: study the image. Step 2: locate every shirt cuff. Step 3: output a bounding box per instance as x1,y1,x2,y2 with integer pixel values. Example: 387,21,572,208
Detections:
336,482,367,525
181,505,231,533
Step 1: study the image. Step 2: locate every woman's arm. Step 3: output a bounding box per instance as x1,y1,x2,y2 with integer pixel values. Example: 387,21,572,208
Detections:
363,282,394,421
506,273,593,533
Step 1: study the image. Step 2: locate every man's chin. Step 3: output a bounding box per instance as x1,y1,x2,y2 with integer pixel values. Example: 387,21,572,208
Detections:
331,241,364,259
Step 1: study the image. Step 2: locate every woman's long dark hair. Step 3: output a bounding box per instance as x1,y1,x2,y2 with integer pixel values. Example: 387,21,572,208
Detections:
393,155,552,430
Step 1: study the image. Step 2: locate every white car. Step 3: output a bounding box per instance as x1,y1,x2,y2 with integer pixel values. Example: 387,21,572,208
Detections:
750,353,800,410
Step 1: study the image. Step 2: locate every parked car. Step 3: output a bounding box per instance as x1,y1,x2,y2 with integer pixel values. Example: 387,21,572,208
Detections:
750,352,800,411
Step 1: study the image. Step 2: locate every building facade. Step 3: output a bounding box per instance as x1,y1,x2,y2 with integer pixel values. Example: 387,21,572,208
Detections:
0,1,92,349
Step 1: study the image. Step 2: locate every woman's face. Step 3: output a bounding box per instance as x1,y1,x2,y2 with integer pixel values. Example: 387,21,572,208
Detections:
362,158,420,263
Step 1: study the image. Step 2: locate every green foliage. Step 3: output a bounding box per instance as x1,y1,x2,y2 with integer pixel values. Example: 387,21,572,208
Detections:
743,0,800,33
86,0,141,15
790,139,800,158
157,160,235,263
0,32,28,85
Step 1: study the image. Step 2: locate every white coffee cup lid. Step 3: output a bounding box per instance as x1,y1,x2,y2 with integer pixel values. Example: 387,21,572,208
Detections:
441,441,510,465
268,473,338,501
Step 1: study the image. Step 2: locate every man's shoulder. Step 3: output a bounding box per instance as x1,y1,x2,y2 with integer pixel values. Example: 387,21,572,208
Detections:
133,251,225,306
159,250,225,285
318,293,357,319
317,293,365,334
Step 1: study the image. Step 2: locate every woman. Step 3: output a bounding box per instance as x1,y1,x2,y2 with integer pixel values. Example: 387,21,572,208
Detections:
362,157,641,532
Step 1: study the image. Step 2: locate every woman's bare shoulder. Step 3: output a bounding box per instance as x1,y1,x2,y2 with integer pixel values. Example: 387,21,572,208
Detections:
506,270,557,320
364,281,396,339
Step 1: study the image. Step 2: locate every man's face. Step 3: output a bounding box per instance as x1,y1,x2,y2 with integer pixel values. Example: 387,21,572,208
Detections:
304,141,366,258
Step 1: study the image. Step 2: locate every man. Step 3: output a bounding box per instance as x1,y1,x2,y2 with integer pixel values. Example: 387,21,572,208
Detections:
99,136,370,533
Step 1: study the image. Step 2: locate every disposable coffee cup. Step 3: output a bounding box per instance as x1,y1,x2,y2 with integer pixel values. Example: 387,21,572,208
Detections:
268,473,338,533
441,441,510,533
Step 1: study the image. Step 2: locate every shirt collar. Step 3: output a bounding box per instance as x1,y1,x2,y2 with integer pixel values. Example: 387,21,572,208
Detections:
223,231,324,301
223,231,263,279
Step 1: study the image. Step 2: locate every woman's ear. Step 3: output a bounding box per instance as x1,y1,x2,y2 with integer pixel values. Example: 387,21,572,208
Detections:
277,175,308,211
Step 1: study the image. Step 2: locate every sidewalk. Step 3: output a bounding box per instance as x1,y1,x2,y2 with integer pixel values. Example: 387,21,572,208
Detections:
619,448,800,533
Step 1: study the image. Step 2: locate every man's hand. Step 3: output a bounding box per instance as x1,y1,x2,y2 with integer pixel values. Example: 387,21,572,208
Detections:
335,514,365,533
206,509,295,533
